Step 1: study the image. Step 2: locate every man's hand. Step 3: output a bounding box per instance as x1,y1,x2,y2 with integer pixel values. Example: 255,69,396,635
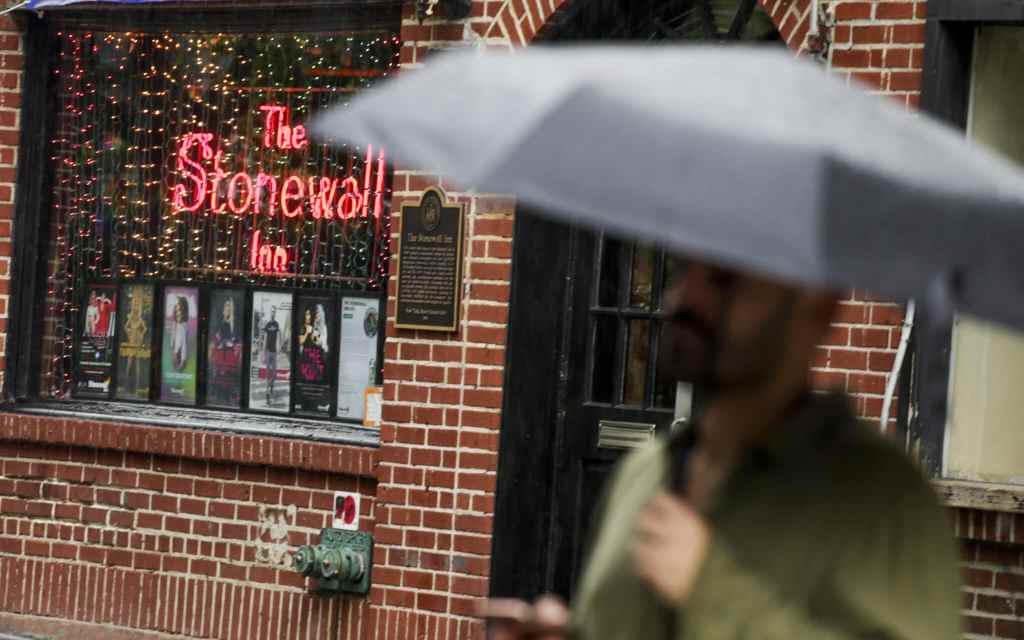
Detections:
633,492,712,608
477,595,570,640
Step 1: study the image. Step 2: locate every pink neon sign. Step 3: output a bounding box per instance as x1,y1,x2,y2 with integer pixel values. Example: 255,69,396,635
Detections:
170,105,386,275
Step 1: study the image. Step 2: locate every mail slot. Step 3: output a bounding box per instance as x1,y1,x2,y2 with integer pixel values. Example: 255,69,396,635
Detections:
597,420,656,450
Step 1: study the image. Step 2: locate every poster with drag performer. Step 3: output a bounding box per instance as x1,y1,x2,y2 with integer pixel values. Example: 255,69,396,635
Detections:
206,289,244,409
75,284,118,398
115,284,154,401
248,290,292,413
159,286,199,405
293,296,334,417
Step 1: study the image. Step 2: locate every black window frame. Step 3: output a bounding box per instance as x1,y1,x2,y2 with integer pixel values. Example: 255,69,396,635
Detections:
911,0,1024,480
6,1,402,444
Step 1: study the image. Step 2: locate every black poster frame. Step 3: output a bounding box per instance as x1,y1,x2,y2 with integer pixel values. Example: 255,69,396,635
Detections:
113,282,156,402
73,283,119,400
205,286,248,410
335,291,385,422
292,294,338,418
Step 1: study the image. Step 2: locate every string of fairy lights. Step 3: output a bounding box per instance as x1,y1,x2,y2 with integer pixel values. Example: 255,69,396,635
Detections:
44,28,400,397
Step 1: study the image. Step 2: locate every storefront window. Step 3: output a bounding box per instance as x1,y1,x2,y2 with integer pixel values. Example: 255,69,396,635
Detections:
41,25,398,425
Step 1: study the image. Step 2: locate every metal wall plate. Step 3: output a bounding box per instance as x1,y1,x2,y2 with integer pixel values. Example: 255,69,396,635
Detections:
597,420,656,450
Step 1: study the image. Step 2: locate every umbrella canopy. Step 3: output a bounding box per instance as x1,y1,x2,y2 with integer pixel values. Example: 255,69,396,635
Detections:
310,46,1024,330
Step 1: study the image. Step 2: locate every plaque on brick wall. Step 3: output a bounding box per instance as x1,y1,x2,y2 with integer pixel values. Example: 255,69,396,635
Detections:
395,188,465,332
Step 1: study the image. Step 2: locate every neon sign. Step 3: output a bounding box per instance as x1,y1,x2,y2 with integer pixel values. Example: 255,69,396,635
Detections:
170,105,386,275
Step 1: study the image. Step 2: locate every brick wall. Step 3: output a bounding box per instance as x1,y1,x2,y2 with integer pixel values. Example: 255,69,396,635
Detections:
955,509,1024,639
358,5,516,639
0,414,380,639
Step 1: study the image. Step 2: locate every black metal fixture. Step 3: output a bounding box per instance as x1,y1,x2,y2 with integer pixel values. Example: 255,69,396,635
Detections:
416,0,472,23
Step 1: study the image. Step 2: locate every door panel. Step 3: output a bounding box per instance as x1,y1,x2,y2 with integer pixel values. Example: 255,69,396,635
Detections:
549,229,676,598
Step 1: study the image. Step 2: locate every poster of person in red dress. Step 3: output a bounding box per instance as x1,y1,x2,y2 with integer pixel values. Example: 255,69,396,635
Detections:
76,284,118,398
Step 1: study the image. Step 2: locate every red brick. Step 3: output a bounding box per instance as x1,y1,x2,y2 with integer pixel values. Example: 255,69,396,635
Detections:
892,23,925,43
875,2,914,18
826,349,867,370
416,592,448,613
852,25,886,44
883,48,911,68
810,370,846,390
471,262,512,282
977,594,1013,615
889,71,920,91
997,619,1024,638
430,387,461,406
850,327,889,348
464,388,502,409
471,283,510,303
848,372,886,394
835,2,872,20
457,472,496,492
830,49,870,68
851,71,885,90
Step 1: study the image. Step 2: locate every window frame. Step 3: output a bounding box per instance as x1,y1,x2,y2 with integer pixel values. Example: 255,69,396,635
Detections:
913,0,1024,506
6,1,402,443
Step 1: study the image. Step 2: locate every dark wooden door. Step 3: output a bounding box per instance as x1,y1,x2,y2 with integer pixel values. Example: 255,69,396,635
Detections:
491,211,681,600
547,229,680,596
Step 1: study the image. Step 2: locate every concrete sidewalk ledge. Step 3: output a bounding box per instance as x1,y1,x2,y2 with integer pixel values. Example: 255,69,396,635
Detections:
0,613,177,640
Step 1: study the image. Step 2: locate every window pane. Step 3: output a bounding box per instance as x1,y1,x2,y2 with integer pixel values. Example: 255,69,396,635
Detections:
623,319,650,406
652,322,675,409
591,315,618,403
597,237,622,308
945,26,1024,483
629,244,655,308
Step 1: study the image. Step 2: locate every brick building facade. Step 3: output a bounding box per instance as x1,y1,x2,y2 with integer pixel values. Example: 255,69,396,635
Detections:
0,0,1020,638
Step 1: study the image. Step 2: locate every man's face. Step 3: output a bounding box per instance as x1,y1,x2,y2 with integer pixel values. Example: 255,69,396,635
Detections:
658,259,799,389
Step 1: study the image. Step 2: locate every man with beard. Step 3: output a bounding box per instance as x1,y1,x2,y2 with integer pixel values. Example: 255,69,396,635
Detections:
485,259,959,639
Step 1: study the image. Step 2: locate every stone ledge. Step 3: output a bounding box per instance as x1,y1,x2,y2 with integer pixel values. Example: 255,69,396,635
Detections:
0,404,378,477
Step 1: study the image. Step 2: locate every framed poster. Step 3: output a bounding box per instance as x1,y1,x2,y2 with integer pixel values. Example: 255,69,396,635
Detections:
206,289,245,409
159,286,199,405
293,296,334,417
336,295,382,422
249,290,292,413
75,284,118,398
115,284,154,401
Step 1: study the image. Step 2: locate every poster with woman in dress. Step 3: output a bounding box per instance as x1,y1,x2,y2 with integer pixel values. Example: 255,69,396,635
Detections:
294,296,333,416
115,284,154,401
206,289,244,408
76,284,118,398
159,286,198,405
248,290,292,413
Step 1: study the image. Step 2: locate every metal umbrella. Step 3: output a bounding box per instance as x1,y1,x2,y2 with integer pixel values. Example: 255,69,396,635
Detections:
310,46,1024,330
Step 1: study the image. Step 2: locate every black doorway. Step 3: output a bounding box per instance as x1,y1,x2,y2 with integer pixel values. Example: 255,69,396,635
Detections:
489,0,784,601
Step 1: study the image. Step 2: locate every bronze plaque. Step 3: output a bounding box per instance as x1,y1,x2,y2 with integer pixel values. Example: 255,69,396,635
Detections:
395,188,465,332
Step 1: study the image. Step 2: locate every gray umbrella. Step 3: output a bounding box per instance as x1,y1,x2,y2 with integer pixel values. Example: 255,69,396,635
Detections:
311,46,1024,330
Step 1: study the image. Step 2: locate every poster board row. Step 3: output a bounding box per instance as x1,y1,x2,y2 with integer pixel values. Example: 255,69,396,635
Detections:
74,282,384,425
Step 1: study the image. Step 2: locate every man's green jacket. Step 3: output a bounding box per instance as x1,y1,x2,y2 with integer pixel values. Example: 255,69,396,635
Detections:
572,393,961,639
